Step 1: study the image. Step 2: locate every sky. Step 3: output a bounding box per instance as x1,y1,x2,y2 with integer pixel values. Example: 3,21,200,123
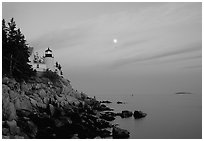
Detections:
2,2,202,99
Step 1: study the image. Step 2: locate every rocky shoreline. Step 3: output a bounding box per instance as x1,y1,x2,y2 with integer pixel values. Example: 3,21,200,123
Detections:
2,76,127,139
2,75,146,139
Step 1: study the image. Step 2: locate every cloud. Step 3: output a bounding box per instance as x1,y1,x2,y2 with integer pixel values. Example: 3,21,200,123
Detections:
110,42,201,69
117,38,152,49
30,21,95,51
184,65,202,69
22,3,201,72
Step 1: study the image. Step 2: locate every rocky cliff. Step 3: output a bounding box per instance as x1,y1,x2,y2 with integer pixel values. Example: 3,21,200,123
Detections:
2,75,114,139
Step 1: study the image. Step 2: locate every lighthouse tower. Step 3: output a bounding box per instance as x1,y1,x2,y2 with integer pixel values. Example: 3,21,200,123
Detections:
44,48,54,71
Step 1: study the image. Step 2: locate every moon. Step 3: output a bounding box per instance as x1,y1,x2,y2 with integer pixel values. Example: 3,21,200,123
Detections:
113,38,118,44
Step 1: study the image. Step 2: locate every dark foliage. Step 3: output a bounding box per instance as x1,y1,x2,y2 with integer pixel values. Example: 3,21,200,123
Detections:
2,18,36,81
42,69,60,83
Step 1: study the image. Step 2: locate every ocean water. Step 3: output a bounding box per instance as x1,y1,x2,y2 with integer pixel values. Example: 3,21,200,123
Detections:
100,93,202,139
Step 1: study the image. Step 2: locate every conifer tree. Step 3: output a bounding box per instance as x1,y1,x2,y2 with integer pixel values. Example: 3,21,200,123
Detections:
2,18,35,80
2,19,9,75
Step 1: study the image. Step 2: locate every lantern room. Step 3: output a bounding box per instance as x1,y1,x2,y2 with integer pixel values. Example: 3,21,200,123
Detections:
45,47,53,57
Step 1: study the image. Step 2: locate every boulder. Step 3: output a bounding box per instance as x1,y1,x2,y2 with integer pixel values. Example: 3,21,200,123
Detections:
2,84,10,98
61,85,72,95
112,127,130,139
71,134,79,139
97,104,113,111
26,121,38,138
54,119,65,128
95,119,111,129
100,100,112,104
98,129,111,138
6,120,18,135
5,102,17,121
55,95,65,103
69,90,81,99
60,78,70,86
7,78,17,89
19,96,32,111
95,136,102,139
49,104,55,116
121,110,133,118
16,109,32,117
2,96,10,120
31,93,43,103
80,92,88,100
2,136,10,139
21,82,31,93
14,135,24,139
32,83,41,90
38,89,47,99
2,77,10,84
2,128,9,135
54,117,72,128
133,110,147,119
9,90,18,102
100,112,115,121
14,98,21,110
30,98,38,107
36,102,47,109
117,101,125,104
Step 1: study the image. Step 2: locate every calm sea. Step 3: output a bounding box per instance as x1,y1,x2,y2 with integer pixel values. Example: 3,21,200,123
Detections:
99,93,202,139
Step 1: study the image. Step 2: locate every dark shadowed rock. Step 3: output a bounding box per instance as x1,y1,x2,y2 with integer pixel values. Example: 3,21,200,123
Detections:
100,112,116,121
117,101,125,104
26,121,38,138
3,136,10,139
97,104,113,111
98,129,112,138
2,128,9,135
14,135,24,139
121,110,133,118
16,109,32,118
112,126,130,139
54,116,72,128
175,92,192,95
100,100,112,104
95,118,111,129
71,134,79,139
133,110,147,119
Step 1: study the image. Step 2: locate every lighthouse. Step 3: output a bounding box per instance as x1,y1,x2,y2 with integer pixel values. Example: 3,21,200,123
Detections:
44,47,54,71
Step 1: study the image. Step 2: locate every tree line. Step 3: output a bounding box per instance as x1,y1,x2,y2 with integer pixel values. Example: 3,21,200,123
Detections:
2,18,36,81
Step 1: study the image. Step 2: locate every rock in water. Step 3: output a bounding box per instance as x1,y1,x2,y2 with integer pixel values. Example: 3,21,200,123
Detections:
112,127,130,139
133,110,147,119
100,112,115,121
117,101,125,104
121,110,133,118
100,100,112,104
